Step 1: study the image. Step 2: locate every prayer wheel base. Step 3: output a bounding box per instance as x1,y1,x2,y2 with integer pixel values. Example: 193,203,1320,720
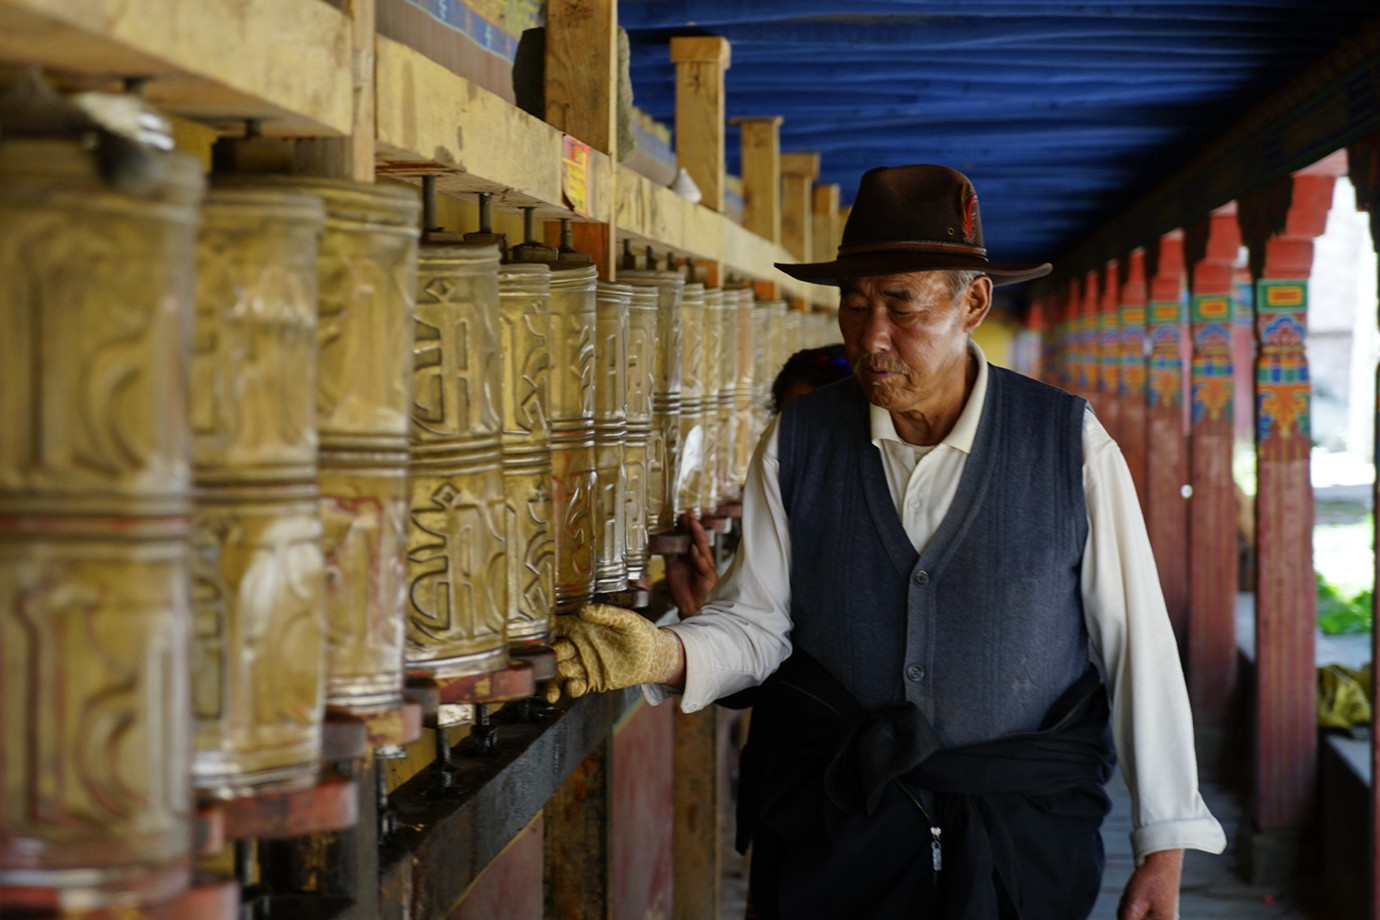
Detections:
0,872,238,919
404,645,509,683
416,661,538,706
220,774,358,841
647,532,691,555
511,647,558,682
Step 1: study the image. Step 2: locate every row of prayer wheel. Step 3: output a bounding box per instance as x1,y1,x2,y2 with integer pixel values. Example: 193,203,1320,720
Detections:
0,131,834,907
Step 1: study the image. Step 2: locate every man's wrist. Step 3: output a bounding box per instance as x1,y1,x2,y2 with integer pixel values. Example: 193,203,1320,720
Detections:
658,629,687,690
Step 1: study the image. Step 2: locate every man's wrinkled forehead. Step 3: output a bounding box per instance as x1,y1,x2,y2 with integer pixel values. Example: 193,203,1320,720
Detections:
838,271,950,297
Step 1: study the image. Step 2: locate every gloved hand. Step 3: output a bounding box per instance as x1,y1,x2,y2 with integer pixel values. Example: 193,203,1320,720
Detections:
545,603,683,703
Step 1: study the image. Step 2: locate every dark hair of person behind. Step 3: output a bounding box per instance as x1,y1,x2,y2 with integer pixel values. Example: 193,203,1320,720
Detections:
770,344,853,414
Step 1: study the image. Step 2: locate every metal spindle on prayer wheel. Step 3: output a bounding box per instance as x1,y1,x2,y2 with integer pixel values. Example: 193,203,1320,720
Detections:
618,268,685,535
190,182,327,797
405,242,509,678
246,177,421,713
593,282,632,593
498,262,556,646
700,286,727,513
0,118,202,907
624,285,658,581
676,281,708,517
731,287,756,492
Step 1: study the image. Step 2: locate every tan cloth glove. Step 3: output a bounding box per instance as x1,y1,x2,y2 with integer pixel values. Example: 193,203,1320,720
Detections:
545,603,682,703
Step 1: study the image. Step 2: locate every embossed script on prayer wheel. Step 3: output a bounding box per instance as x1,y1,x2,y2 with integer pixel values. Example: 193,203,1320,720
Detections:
624,285,658,581
700,287,727,513
266,177,422,712
730,287,756,492
406,243,509,678
676,282,707,517
752,299,787,447
191,184,327,796
593,282,631,594
547,265,599,609
498,263,555,646
619,270,684,534
0,140,202,906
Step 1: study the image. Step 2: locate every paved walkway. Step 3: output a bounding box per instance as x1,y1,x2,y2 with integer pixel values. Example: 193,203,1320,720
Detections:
720,765,1323,919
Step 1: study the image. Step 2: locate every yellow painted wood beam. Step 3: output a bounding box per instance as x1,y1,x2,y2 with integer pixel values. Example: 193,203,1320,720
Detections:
0,0,353,135
671,35,730,214
732,115,782,245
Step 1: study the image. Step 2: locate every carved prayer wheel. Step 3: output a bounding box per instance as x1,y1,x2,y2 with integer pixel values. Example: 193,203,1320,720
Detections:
618,269,685,534
593,281,632,594
0,139,202,906
498,262,555,646
730,287,756,490
547,264,599,609
406,242,509,678
676,282,707,517
624,285,658,581
700,287,727,512
753,298,788,439
248,177,422,713
190,183,327,797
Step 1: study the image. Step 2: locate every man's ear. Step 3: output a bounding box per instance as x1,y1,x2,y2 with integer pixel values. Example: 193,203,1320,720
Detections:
961,275,994,332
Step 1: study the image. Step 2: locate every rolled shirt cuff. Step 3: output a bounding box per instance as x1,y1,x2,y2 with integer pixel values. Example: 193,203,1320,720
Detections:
1130,814,1228,865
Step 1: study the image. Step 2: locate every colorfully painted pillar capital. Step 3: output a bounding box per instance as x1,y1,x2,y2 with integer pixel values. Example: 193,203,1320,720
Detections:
1117,250,1149,513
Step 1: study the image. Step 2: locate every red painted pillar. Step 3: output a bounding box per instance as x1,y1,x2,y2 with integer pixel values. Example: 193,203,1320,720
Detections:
1099,264,1123,445
1080,271,1101,406
1145,231,1190,649
1026,295,1051,383
1238,171,1334,861
1345,133,1380,920
1118,250,1150,514
1184,207,1242,736
1053,286,1075,393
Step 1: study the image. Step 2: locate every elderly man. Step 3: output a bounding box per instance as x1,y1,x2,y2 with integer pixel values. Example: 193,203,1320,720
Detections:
548,164,1225,920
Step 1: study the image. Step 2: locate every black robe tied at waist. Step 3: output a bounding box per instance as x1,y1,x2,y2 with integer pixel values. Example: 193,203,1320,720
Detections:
735,651,1117,920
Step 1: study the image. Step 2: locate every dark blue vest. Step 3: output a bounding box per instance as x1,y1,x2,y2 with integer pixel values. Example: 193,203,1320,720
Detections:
778,365,1090,747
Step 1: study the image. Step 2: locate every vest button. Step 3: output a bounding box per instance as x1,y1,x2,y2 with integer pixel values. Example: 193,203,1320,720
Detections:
906,664,925,681
913,570,930,586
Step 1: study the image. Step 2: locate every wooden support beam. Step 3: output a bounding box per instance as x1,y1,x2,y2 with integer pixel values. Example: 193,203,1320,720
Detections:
780,152,820,263
811,183,841,265
1118,250,1150,514
294,0,376,181
611,703,675,920
671,36,731,213
672,708,722,920
1184,207,1242,747
1237,172,1334,877
1145,231,1190,651
544,741,612,920
733,116,782,244
545,0,618,157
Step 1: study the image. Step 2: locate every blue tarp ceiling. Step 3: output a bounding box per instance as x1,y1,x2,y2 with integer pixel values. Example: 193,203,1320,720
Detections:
619,1,1379,270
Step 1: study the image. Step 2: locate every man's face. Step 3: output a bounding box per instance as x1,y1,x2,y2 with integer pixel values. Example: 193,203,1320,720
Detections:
837,271,991,417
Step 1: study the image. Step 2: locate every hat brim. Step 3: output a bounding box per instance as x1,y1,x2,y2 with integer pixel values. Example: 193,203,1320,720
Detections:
775,250,1051,287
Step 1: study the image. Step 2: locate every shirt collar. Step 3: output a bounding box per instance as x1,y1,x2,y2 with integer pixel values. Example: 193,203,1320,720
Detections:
869,340,989,454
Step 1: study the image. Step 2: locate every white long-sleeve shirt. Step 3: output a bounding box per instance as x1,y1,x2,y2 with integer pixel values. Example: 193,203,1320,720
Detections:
649,343,1226,863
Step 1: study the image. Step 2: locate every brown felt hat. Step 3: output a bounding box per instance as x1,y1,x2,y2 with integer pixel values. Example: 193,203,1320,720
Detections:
775,164,1052,287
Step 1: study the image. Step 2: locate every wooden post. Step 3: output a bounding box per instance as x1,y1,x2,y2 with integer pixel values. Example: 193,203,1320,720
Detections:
1118,249,1150,515
294,0,375,181
1345,131,1380,920
733,116,782,244
1099,263,1123,445
545,0,618,156
1236,171,1334,880
811,184,841,264
1145,231,1190,650
780,152,820,263
671,36,731,213
545,741,612,920
672,709,722,920
1184,207,1242,744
